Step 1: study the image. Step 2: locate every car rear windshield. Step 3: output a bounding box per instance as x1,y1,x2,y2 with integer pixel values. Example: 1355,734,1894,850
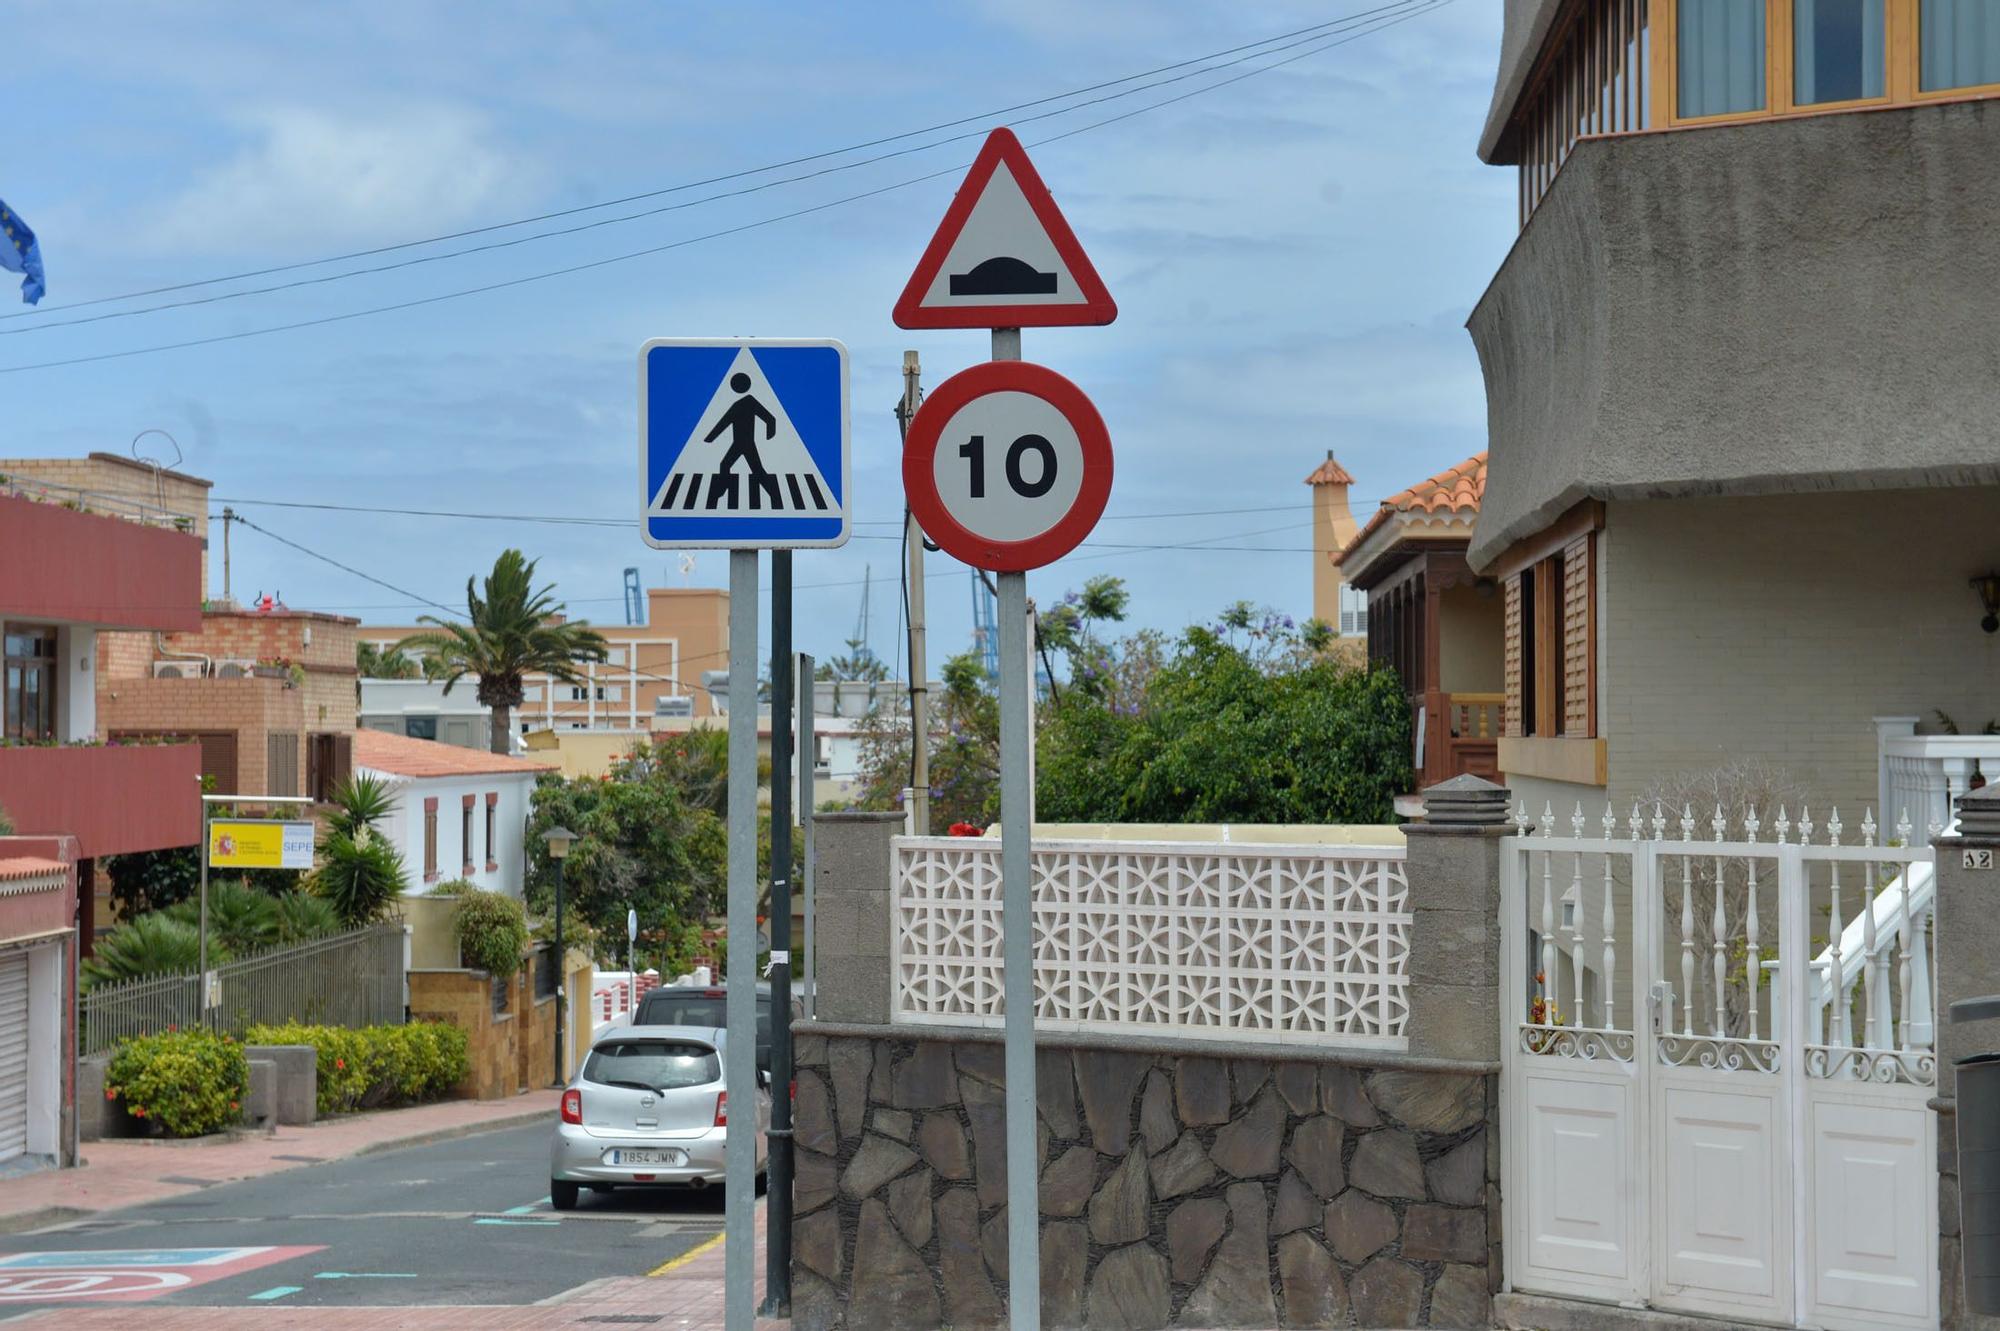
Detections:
584,1040,720,1090
639,993,773,1043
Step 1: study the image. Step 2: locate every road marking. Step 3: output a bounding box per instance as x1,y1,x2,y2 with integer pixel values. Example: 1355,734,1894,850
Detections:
248,1286,301,1300
313,1272,418,1280
502,1202,543,1214
473,1218,558,1227
648,1232,724,1277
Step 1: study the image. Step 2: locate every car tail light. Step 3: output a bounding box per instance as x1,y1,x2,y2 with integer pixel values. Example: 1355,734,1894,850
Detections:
561,1089,582,1124
714,1092,728,1127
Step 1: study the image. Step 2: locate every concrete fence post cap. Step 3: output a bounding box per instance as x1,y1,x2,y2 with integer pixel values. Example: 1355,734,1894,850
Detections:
1419,774,1513,826
1959,784,2000,840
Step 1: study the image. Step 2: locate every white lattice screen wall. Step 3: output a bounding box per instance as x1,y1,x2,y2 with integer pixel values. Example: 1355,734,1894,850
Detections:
892,837,1411,1048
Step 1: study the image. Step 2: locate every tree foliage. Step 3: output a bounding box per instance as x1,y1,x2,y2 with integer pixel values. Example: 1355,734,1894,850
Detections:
310,776,407,927
395,549,609,754
852,583,1413,828
524,763,728,959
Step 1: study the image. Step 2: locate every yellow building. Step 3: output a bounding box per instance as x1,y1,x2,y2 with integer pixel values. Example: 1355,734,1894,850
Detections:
1304,452,1363,636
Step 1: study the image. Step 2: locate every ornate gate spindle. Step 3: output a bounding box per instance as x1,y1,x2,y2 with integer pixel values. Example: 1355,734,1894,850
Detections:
1571,804,1587,1027
1827,809,1846,1051
1602,802,1618,1030
1896,809,1915,1052
1710,804,1727,1039
1861,809,1880,1050
1743,808,1761,1042
1540,803,1555,1024
1680,804,1696,1037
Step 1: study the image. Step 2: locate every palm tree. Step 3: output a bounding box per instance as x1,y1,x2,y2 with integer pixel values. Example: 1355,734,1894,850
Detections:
395,550,609,754
356,641,422,680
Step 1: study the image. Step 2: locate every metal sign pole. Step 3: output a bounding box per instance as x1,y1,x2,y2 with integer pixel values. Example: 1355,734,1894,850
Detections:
765,550,795,1316
991,324,1040,1331
799,652,817,1017
198,802,211,1027
724,548,759,1331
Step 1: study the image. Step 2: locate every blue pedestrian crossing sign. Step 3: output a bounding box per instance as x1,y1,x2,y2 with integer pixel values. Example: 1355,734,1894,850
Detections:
638,338,850,550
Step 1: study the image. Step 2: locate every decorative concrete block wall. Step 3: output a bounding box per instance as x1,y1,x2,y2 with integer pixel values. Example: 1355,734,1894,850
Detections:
791,1027,1495,1330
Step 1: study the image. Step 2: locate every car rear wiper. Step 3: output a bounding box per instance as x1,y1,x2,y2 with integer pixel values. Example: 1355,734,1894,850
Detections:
600,1079,660,1093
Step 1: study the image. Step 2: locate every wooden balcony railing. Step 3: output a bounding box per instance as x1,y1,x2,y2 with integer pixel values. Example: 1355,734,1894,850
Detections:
1417,691,1505,790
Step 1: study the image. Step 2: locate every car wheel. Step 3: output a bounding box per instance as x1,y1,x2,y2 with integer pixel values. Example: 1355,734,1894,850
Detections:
551,1179,580,1211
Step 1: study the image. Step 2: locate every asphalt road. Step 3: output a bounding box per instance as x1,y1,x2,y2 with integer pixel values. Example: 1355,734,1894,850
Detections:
0,1123,725,1312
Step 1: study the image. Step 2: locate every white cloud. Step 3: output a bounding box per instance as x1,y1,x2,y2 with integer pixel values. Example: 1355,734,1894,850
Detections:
143,105,529,255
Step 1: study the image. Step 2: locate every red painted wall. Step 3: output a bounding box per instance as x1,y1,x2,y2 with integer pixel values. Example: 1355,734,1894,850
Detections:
0,493,201,632
0,743,201,858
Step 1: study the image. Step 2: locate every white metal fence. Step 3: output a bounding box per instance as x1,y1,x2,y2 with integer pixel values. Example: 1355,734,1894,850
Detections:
1503,802,1938,1329
892,836,1411,1047
81,923,406,1057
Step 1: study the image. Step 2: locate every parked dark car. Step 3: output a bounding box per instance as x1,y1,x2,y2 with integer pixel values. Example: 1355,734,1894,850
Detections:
633,983,802,1073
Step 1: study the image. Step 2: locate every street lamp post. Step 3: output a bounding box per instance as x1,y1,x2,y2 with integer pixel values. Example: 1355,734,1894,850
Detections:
544,826,578,1087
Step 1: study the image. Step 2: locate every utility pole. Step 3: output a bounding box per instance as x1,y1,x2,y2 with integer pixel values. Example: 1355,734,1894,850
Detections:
763,551,795,1316
897,350,930,835
220,506,234,605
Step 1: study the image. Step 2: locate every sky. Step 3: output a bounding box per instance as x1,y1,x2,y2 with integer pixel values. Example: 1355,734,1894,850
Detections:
4,0,1513,678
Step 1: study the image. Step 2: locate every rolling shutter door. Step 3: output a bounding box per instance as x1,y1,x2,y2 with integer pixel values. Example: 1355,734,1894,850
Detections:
0,953,30,1162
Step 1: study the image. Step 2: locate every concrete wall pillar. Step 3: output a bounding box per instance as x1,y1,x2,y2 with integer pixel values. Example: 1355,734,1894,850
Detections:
1933,785,2000,1328
1402,775,1511,1064
810,811,903,1025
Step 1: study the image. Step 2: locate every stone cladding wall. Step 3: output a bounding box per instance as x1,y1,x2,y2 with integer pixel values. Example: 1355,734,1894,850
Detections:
791,1026,1497,1330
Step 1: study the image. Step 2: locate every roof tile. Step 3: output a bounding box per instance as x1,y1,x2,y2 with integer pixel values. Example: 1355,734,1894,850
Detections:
1334,451,1487,565
353,730,558,779
1303,455,1356,487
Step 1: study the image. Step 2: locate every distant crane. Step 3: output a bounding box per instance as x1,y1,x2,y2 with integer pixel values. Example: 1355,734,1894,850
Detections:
622,568,642,625
970,569,1000,681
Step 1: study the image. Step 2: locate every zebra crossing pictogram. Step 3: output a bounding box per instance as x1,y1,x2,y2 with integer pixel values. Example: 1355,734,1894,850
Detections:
639,339,849,550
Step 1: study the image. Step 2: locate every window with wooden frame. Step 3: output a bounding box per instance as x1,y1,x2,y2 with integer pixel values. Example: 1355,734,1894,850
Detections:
3,625,58,743
484,793,498,871
1514,1,2000,227
1502,519,1598,741
461,796,475,874
423,797,439,882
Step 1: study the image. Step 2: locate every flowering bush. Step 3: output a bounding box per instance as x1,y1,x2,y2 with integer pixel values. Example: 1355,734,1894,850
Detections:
947,822,984,837
106,1028,248,1137
245,1021,468,1114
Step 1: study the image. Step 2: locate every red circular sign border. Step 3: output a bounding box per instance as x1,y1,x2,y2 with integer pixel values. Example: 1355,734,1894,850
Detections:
902,360,1113,573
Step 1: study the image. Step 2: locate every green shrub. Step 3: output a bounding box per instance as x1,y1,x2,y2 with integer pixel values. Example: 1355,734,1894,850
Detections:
311,828,408,927
272,891,342,943
162,880,280,955
81,913,220,990
106,1028,248,1137
451,887,529,977
243,1021,468,1114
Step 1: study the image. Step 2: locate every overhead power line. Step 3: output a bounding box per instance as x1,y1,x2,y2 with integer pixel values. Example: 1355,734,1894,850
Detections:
0,0,1454,375
0,2,1424,326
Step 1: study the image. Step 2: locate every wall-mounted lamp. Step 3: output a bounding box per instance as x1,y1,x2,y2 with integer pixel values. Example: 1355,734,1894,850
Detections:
1975,573,2000,635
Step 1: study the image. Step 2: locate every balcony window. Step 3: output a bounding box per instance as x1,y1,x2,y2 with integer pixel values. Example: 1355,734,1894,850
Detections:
3,627,57,743
1679,0,1769,117
1922,0,2000,91
1796,0,1886,104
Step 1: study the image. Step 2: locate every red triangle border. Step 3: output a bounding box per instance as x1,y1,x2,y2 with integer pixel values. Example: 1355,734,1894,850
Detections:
892,127,1117,330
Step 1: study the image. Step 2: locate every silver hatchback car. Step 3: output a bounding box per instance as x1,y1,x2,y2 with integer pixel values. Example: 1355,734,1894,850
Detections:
550,1024,769,1209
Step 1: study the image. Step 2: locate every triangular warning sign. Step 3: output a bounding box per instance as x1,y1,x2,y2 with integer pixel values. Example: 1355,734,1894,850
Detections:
648,347,837,518
893,127,1117,330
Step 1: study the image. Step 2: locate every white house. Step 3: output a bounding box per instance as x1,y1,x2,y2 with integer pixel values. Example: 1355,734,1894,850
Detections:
353,730,555,898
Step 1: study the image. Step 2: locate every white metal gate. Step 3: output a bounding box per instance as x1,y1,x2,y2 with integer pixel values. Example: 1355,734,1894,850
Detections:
1501,805,1939,1329
0,951,29,1163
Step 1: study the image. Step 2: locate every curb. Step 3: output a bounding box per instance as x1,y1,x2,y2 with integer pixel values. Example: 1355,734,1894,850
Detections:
0,1206,88,1237
353,1105,552,1157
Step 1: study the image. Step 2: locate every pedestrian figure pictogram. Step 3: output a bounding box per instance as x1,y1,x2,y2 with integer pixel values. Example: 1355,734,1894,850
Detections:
639,339,849,550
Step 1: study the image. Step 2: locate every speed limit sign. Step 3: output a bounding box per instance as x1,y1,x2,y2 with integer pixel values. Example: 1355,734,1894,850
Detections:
901,359,1112,572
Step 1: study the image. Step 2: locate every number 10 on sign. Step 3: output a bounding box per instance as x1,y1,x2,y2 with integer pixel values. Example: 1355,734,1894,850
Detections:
902,360,1112,573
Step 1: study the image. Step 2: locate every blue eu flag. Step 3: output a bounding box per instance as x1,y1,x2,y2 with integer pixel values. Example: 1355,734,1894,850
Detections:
0,198,45,305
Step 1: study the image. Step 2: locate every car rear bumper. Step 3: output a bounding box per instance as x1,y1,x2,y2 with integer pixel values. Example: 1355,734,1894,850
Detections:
550,1123,734,1185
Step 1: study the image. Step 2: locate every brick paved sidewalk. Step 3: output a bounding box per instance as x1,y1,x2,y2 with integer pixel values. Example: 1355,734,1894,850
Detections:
0,1090,560,1233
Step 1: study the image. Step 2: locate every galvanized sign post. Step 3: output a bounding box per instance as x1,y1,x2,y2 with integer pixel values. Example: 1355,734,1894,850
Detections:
895,127,1116,1330
639,337,848,1331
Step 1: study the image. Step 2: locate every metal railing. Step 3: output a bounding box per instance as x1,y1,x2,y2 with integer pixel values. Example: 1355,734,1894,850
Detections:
81,922,406,1057
0,473,198,532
